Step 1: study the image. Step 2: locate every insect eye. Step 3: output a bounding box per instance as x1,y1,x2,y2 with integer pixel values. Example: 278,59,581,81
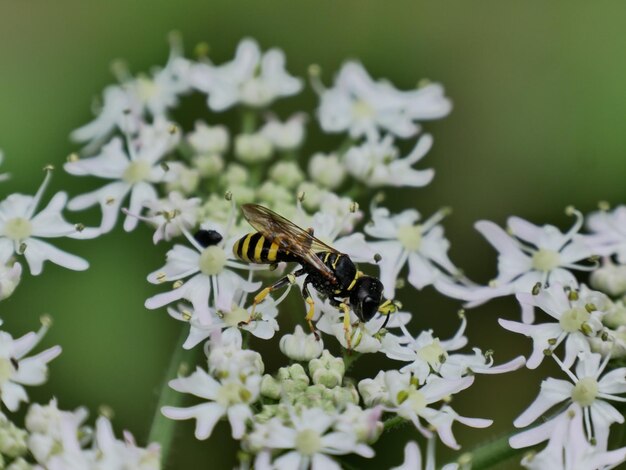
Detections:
194,229,223,248
360,297,380,321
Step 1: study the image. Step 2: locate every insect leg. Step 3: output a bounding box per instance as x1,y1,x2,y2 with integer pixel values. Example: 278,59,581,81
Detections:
301,278,320,340
242,272,300,325
339,302,352,350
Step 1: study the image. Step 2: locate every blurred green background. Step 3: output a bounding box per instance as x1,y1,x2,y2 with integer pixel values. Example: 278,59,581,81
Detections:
1,1,625,468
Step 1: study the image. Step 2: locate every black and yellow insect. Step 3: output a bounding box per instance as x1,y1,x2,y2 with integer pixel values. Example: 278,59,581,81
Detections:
234,203,399,348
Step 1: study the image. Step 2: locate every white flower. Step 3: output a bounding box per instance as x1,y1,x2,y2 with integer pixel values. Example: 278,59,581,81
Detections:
140,191,200,244
343,134,435,188
269,161,305,189
590,259,626,297
168,294,279,349
586,205,626,263
65,119,180,232
145,221,261,326
71,37,191,148
334,404,382,444
315,61,451,139
0,318,61,412
442,211,594,313
438,348,526,380
308,152,346,190
26,399,89,464
261,113,306,151
519,404,626,470
191,38,302,111
358,370,488,448
279,325,323,361
365,205,457,298
250,408,374,470
500,284,607,369
511,352,626,450
0,261,21,300
187,121,230,155
235,133,274,163
161,366,261,440
207,328,264,379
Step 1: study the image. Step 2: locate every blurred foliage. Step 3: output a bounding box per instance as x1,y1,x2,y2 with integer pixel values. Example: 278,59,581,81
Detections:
0,1,625,468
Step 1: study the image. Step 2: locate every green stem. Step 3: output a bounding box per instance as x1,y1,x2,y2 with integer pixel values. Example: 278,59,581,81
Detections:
241,109,258,134
148,326,198,466
443,432,533,470
383,415,407,432
342,350,362,372
337,136,356,155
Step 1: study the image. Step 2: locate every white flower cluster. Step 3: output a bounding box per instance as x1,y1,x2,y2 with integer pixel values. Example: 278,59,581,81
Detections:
2,32,624,469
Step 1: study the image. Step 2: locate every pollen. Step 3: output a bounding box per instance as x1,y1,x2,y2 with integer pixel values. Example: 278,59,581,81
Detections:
199,246,227,276
571,376,599,407
397,224,422,252
3,217,33,241
122,160,151,184
531,249,561,272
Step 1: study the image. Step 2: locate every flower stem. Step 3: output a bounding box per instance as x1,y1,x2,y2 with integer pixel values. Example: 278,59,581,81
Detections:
148,326,198,466
383,415,407,432
443,432,533,470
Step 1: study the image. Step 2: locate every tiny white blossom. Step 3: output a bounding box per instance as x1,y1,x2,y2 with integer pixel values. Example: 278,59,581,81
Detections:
343,134,435,188
65,119,180,232
365,205,457,299
511,352,626,450
590,259,626,298
315,61,451,139
161,366,261,440
0,172,96,275
308,152,346,190
140,191,200,244
500,284,607,369
207,328,264,378
0,319,61,412
188,121,230,155
191,38,302,111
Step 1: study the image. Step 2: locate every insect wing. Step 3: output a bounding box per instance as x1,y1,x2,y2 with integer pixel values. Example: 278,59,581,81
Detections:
241,204,338,278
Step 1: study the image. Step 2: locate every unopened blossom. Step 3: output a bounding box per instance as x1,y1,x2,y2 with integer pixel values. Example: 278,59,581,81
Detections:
0,261,21,300
585,205,626,263
512,352,626,450
162,366,261,440
314,61,451,139
0,411,28,458
191,38,302,111
0,171,96,275
207,329,264,379
193,153,225,178
344,134,435,188
188,121,230,154
365,205,458,299
590,259,626,297
279,325,323,361
145,220,261,325
261,113,306,151
140,191,200,244
250,408,374,470
520,404,626,470
0,318,61,412
269,161,305,189
65,119,180,232
308,152,346,190
235,132,273,163
71,36,191,148
500,284,607,369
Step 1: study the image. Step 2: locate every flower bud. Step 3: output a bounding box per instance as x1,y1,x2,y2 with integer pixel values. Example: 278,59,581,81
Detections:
308,153,346,190
7,457,32,470
279,326,323,361
261,115,306,151
269,161,304,189
165,164,200,195
590,262,626,297
188,122,229,154
235,133,273,163
193,154,224,178
256,181,292,206
229,185,256,204
296,182,328,212
309,350,345,388
224,164,249,185
260,375,282,400
0,412,27,458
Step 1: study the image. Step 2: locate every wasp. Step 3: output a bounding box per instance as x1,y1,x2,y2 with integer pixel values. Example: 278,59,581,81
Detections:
233,203,399,348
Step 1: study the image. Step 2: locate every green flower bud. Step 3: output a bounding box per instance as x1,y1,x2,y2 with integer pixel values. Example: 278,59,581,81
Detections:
193,154,224,178
269,162,305,189
309,350,345,388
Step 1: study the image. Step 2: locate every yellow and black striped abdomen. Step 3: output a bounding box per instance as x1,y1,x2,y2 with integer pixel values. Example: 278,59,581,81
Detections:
233,232,280,263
